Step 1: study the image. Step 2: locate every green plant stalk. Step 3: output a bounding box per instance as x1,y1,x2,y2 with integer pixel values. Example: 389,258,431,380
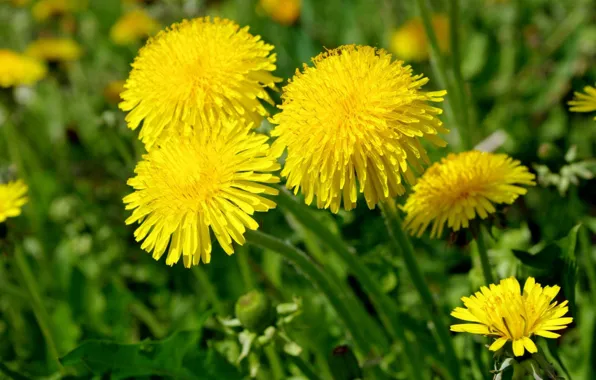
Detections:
244,230,379,373
276,189,421,380
380,201,461,380
128,300,168,339
474,227,494,284
579,226,596,304
287,354,323,380
264,344,285,380
14,246,63,372
447,0,473,149
192,266,226,316
414,0,468,150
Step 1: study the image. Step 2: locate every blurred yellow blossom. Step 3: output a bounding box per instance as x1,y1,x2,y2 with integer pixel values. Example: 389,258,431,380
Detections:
26,37,82,62
0,180,28,223
390,14,449,62
259,0,301,25
32,0,85,21
104,80,126,104
110,9,160,45
0,49,46,88
568,85,596,120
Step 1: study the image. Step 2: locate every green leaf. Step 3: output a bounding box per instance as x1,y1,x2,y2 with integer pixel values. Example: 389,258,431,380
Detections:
512,244,560,270
60,331,241,379
559,224,581,318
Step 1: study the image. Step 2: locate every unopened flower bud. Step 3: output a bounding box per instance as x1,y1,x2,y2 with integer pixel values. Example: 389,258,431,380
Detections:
235,290,275,333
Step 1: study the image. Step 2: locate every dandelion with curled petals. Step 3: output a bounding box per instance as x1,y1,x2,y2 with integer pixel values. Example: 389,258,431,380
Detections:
270,45,448,213
0,180,28,223
403,151,535,238
120,17,281,149
26,38,82,62
568,85,596,120
0,50,46,88
123,119,280,267
451,277,572,357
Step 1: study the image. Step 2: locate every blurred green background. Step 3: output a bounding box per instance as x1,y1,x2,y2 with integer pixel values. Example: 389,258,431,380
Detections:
0,0,595,379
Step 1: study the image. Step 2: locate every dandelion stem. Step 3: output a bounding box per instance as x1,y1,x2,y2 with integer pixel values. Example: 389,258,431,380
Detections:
192,266,226,316
276,189,422,380
14,246,64,373
244,230,381,375
286,354,322,380
474,227,494,284
380,200,461,380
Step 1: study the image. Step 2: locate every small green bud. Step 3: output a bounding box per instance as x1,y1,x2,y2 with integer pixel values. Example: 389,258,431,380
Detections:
328,345,362,380
235,290,275,333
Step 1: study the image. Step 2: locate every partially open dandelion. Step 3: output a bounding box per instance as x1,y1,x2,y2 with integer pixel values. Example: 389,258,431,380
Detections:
568,85,596,120
451,277,572,357
390,14,449,62
270,45,448,213
26,38,82,62
110,9,160,45
0,180,28,223
259,0,301,25
403,151,535,238
0,49,46,88
123,118,280,267
120,17,280,149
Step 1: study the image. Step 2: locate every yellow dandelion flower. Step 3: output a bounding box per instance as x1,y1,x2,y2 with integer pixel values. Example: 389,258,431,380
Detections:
270,45,448,213
26,38,83,62
390,14,449,62
32,0,84,22
120,17,281,149
110,9,160,45
403,151,535,238
0,180,28,223
123,118,280,267
103,80,126,104
568,85,596,120
259,0,301,25
451,277,572,357
0,49,46,88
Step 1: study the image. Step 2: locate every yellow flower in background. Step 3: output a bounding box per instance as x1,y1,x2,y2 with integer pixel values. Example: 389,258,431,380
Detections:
402,151,535,238
451,277,573,357
568,85,596,120
26,38,83,62
123,118,280,267
103,80,126,104
0,180,28,223
120,17,281,149
0,49,46,88
110,9,160,45
270,45,448,213
259,0,301,25
10,0,31,7
390,14,449,62
32,0,85,21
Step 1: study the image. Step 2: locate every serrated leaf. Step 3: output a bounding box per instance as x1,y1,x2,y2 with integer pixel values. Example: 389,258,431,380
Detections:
512,244,560,270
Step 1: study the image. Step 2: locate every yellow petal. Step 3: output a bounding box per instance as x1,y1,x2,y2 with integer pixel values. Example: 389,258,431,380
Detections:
489,337,508,352
512,340,525,357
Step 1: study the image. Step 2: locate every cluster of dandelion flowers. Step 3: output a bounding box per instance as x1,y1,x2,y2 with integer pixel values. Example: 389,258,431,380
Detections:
270,45,448,213
110,9,160,45
451,277,572,357
568,84,596,120
402,151,535,238
0,50,46,88
123,119,280,267
120,17,281,149
26,38,83,62
0,180,28,223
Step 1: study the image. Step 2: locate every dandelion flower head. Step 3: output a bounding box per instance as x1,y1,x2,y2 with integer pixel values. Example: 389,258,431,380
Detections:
403,151,535,238
451,277,573,357
0,49,46,88
120,17,281,149
104,80,126,104
259,0,301,25
110,9,160,45
568,85,596,120
123,118,280,267
270,45,448,213
390,14,449,62
32,0,84,21
26,37,83,62
0,180,28,223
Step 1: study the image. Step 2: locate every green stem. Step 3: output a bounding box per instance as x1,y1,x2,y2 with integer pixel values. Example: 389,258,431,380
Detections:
244,230,375,362
14,246,63,372
380,201,461,380
474,227,494,284
192,266,226,316
128,301,168,339
579,225,596,304
276,189,421,379
287,354,323,380
264,344,285,380
447,0,472,149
